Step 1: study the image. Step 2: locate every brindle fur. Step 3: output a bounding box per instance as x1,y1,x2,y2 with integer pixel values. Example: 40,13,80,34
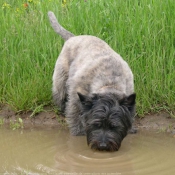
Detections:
48,11,136,151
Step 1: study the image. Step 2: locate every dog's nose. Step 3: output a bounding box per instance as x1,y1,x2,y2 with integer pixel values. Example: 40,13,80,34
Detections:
99,142,107,150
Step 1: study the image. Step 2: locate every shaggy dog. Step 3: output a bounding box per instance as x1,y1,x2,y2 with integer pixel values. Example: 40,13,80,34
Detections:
48,11,136,151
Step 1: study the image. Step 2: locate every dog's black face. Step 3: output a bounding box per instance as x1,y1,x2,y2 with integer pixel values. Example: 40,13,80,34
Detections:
78,92,136,151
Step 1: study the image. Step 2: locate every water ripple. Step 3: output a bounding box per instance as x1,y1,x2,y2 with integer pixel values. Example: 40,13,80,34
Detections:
0,128,175,174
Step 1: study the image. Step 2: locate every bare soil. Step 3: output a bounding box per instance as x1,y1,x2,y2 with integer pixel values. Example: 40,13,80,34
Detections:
1,104,175,134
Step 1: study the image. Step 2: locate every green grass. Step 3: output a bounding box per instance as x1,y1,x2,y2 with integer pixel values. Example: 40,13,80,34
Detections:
0,0,175,116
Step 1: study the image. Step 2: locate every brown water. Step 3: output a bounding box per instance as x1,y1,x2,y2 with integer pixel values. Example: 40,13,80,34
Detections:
0,127,175,175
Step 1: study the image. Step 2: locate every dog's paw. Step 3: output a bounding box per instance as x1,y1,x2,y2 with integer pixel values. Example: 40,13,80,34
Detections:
128,127,138,134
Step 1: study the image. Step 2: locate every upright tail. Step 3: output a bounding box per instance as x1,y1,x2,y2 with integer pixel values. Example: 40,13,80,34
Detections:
48,11,74,41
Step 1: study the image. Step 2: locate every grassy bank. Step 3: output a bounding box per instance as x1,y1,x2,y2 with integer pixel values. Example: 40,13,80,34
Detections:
0,0,175,116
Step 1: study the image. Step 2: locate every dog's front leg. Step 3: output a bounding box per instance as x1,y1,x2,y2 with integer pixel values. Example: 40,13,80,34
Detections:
65,99,86,136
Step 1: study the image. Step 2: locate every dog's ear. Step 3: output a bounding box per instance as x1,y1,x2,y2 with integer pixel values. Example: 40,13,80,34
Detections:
77,92,93,110
119,93,136,112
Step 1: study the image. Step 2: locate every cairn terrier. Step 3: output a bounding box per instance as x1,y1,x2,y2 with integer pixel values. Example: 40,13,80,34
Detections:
48,11,136,151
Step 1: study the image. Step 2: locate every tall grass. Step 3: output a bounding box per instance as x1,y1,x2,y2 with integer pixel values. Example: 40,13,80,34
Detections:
0,0,175,115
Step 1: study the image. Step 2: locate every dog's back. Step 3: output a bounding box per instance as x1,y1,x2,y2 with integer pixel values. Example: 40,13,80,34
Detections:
48,11,134,102
61,35,134,97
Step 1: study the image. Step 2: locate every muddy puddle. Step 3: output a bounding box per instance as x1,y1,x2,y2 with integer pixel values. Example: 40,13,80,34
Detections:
0,127,175,175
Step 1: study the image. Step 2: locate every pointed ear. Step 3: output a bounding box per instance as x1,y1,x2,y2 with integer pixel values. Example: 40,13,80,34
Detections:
119,93,136,111
77,92,87,103
126,93,136,106
77,92,93,110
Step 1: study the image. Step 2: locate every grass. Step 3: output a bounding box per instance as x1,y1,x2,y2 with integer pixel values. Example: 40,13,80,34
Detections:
10,117,24,130
0,0,175,116
0,119,5,126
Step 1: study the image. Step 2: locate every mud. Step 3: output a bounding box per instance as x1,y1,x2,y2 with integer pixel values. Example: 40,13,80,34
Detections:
0,105,64,129
0,104,175,134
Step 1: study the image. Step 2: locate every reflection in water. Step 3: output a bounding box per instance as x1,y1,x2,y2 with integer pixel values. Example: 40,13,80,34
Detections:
0,127,175,174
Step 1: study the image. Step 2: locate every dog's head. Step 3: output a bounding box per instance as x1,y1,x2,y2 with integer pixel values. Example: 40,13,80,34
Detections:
78,92,136,151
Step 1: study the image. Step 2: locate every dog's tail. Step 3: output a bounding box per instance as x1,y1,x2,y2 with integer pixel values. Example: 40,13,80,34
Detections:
48,11,74,41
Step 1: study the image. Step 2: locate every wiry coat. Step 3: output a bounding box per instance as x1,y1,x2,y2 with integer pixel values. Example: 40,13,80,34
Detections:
48,11,135,137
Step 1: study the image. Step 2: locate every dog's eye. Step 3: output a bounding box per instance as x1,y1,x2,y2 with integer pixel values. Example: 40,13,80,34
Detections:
94,123,101,128
110,124,116,129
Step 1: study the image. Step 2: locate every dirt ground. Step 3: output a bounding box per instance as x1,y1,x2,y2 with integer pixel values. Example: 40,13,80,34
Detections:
1,104,175,134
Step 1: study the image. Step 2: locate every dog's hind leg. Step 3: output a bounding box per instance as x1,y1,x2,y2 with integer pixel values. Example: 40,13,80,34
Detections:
52,54,69,114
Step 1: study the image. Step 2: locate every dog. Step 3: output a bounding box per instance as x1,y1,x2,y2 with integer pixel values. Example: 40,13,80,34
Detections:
48,11,136,151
